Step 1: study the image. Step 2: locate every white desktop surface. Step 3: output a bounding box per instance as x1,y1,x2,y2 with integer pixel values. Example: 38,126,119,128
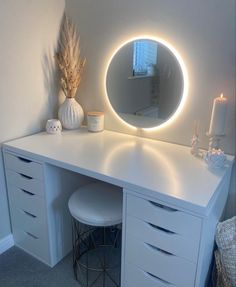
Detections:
3,128,234,216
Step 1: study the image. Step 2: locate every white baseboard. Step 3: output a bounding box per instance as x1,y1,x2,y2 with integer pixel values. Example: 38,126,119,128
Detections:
0,234,14,254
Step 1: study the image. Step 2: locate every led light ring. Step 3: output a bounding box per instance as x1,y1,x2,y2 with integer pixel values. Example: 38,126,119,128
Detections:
104,35,189,131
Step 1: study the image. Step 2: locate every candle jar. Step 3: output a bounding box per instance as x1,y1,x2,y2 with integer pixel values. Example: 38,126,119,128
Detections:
87,111,104,132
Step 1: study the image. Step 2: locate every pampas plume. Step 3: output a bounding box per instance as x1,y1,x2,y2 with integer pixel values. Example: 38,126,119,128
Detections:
55,14,86,98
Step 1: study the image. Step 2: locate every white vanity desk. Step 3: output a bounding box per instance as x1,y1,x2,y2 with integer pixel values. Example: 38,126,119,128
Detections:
3,129,234,287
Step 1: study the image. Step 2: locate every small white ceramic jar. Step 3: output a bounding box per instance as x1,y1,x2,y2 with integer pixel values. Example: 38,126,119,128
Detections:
87,111,104,132
46,119,62,134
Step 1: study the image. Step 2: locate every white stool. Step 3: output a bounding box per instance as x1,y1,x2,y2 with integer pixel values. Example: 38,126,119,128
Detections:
68,181,122,287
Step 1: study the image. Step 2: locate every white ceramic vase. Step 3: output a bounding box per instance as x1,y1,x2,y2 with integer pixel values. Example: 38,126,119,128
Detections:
58,98,84,129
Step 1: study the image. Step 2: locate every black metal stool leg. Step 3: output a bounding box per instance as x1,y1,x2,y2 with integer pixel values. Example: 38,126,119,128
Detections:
71,221,121,287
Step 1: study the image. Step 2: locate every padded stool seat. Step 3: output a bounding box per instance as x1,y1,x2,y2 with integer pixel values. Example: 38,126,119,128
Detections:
68,181,122,227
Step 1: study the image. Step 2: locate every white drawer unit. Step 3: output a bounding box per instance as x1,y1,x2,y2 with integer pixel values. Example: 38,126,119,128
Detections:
4,152,50,265
124,193,201,287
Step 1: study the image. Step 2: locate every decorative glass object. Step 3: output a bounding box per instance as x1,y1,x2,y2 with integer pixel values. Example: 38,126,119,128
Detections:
204,148,226,169
190,121,200,157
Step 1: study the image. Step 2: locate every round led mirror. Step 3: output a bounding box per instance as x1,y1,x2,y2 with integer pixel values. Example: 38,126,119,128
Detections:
105,37,188,129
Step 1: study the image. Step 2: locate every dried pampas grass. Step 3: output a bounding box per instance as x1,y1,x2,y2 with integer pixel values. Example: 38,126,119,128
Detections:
55,14,86,98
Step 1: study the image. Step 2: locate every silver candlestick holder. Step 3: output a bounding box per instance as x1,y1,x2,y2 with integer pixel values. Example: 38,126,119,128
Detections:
206,132,225,150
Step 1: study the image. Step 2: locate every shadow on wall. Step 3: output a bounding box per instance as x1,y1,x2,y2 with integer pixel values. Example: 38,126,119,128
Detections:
41,48,60,125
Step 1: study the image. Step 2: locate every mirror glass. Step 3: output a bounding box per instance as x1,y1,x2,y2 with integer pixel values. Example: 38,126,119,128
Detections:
106,39,184,128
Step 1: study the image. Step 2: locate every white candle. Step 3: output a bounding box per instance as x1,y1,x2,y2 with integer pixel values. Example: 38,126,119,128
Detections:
209,94,228,136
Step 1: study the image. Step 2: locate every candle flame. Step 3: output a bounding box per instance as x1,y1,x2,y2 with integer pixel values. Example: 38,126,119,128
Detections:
220,93,224,98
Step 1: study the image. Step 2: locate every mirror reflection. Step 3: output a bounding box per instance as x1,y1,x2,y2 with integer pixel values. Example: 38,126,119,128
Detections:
106,39,184,128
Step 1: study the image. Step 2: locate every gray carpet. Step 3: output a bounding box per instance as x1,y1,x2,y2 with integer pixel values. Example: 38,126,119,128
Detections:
0,247,213,287
0,247,80,287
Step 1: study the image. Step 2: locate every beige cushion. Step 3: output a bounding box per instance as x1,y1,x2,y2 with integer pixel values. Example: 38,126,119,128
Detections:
215,216,236,286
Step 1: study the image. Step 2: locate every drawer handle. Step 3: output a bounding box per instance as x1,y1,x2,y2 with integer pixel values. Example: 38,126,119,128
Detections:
20,173,33,180
18,156,32,163
148,222,176,235
25,231,38,239
146,243,174,257
21,189,35,196
146,271,173,285
23,210,37,218
149,201,177,212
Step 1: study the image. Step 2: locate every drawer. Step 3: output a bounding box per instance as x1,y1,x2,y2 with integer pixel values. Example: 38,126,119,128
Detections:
126,215,199,263
13,227,50,265
127,194,201,239
126,235,196,287
124,263,176,287
6,170,44,197
11,206,47,239
4,152,43,180
8,185,45,218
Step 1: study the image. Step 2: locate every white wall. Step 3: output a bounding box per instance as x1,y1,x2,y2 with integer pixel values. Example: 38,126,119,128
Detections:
0,0,65,241
66,0,235,217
